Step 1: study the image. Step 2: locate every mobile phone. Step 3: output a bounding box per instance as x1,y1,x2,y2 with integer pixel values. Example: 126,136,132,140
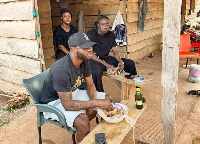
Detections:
95,133,106,144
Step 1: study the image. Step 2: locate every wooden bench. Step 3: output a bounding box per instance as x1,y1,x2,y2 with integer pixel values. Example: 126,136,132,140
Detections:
80,100,147,144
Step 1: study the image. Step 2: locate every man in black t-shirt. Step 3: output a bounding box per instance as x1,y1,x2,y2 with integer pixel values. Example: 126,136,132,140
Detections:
53,8,78,60
40,32,113,143
87,16,137,92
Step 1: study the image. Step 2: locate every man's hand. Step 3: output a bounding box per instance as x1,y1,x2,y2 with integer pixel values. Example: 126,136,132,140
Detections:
105,63,114,69
98,99,113,111
118,61,124,70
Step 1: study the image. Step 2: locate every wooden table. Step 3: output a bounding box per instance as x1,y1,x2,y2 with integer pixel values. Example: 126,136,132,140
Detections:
107,73,146,101
80,100,147,144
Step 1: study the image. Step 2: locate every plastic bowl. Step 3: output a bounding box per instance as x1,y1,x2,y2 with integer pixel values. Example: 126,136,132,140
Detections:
97,103,128,123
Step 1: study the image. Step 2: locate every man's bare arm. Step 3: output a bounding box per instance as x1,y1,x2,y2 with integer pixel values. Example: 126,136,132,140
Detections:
57,45,70,54
91,53,114,69
112,47,123,63
58,91,113,111
84,76,97,100
112,47,124,69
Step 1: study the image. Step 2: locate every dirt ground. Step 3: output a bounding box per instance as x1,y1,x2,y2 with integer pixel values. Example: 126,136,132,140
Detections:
0,92,33,127
0,49,200,144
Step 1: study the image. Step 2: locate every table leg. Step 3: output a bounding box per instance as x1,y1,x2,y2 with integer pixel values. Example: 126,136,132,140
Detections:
121,82,135,101
121,127,135,144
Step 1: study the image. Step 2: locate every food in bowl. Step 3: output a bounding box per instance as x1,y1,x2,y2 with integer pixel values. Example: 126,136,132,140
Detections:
104,108,124,117
97,103,128,123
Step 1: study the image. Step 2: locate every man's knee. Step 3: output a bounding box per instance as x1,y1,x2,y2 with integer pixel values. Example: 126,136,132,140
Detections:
74,114,90,134
124,58,135,66
131,60,136,66
86,108,97,121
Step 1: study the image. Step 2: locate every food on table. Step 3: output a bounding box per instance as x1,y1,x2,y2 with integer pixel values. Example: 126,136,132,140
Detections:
104,108,124,117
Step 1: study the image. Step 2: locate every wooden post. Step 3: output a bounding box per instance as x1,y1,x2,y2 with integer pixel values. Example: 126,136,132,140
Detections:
181,0,186,24
162,0,181,144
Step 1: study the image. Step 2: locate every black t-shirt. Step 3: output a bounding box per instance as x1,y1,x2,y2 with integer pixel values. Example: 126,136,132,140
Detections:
40,55,91,104
53,25,78,58
87,29,117,60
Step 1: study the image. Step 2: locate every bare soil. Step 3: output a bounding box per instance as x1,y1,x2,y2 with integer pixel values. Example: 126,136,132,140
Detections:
0,91,33,127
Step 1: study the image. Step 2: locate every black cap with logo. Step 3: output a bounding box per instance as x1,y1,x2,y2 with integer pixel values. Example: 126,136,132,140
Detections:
68,32,97,48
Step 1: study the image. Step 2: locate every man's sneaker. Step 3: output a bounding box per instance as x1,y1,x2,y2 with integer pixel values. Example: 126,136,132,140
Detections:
125,74,139,79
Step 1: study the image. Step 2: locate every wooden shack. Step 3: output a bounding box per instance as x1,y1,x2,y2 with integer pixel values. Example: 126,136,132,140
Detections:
1,0,200,144
0,0,165,94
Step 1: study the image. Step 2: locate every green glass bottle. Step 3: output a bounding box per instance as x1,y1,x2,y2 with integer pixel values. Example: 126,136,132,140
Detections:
135,86,143,109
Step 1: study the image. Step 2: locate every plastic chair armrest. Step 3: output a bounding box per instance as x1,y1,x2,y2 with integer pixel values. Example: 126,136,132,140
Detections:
35,104,66,127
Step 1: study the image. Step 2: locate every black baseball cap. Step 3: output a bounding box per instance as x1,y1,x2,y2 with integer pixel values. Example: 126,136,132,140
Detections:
60,8,72,17
68,32,97,48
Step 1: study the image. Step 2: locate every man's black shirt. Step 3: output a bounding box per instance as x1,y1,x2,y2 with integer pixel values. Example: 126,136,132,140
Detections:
87,29,117,60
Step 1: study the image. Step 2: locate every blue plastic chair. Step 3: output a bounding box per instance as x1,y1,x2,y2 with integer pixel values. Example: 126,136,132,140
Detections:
22,69,76,144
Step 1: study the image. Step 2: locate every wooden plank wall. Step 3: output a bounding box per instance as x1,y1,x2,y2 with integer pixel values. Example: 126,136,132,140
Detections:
50,0,163,61
0,0,43,94
126,0,163,60
185,0,200,18
38,0,55,69
50,0,125,32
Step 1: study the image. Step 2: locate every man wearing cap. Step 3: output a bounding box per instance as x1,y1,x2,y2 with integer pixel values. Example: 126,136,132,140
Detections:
40,32,113,143
53,8,78,60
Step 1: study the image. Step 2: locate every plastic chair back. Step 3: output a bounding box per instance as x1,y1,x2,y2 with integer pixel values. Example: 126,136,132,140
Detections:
22,69,49,104
180,33,191,52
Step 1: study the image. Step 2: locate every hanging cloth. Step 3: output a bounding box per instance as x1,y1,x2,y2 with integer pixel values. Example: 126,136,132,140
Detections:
112,11,127,47
78,10,85,33
113,24,127,46
138,0,148,31
112,11,125,30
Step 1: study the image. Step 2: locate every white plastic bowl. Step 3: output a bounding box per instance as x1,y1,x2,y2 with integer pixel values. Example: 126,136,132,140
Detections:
97,103,128,123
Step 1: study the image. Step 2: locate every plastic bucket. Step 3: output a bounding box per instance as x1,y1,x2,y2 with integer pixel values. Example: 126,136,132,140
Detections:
188,64,200,83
